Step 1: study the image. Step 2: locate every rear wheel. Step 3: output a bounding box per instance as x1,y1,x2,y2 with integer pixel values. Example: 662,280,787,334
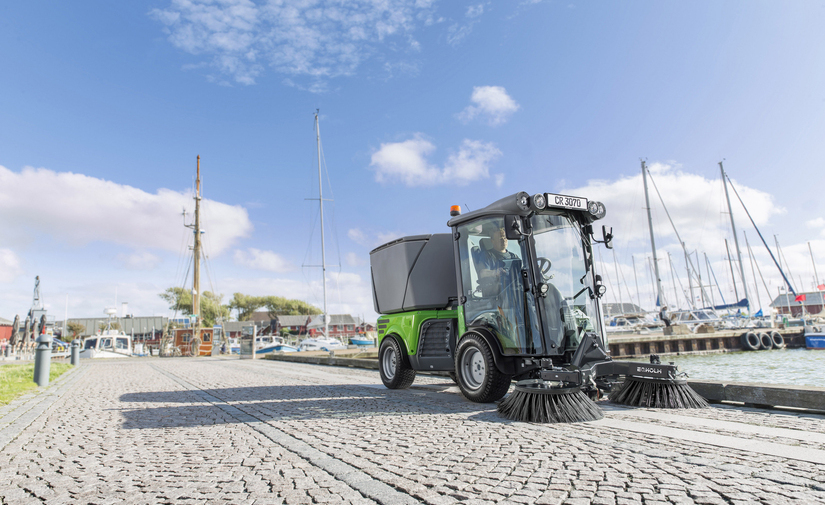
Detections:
455,334,512,403
379,337,416,389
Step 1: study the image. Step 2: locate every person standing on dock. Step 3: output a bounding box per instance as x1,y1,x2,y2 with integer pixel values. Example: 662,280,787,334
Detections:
660,305,672,327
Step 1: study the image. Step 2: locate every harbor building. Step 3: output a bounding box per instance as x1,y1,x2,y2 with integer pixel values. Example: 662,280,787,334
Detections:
770,291,824,316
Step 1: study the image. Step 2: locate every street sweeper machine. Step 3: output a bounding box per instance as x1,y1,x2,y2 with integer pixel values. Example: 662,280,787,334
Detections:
370,191,708,423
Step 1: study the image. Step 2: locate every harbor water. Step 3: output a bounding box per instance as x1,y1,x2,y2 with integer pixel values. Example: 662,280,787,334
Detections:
658,348,825,388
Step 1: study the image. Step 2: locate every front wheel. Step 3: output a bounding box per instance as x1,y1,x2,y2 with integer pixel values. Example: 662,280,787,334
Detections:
455,334,512,403
379,337,416,389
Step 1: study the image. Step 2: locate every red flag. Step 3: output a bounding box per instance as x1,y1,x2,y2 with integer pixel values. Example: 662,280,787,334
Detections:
795,294,807,302
818,284,825,291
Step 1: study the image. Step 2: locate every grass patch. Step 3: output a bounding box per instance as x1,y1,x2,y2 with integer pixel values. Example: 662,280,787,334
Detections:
0,362,74,406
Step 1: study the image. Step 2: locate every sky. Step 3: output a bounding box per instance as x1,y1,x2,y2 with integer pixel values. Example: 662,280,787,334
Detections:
1,0,824,324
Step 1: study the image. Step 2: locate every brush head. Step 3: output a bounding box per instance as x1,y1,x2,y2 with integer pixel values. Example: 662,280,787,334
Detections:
498,382,604,423
609,376,709,409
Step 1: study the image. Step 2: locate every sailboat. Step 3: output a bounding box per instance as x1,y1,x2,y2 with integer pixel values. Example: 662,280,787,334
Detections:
299,111,346,350
165,156,216,356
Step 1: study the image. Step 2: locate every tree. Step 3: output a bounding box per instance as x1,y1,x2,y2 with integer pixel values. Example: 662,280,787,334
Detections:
228,293,267,321
226,293,320,320
66,322,85,338
160,288,230,327
99,321,121,331
263,296,321,316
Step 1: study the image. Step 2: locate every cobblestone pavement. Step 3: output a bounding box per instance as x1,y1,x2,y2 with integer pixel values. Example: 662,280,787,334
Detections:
2,358,825,505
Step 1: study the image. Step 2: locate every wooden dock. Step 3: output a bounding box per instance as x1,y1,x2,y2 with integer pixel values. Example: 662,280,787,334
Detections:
605,327,804,358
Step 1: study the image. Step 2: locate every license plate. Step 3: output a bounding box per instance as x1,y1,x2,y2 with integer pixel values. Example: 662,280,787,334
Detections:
545,193,588,211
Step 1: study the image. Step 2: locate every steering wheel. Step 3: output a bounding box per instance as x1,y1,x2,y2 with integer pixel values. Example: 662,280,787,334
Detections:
536,257,552,279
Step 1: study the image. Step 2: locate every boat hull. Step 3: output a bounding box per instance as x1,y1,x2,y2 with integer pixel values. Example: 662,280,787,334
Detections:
806,335,825,349
256,344,298,354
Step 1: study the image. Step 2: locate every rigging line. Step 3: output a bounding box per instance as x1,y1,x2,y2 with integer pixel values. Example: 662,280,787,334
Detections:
668,252,691,308
723,172,796,295
667,253,679,309
775,236,796,292
706,254,727,305
646,168,710,304
614,250,636,310
696,174,716,247
319,135,343,270
748,238,770,303
743,232,764,312
173,207,191,290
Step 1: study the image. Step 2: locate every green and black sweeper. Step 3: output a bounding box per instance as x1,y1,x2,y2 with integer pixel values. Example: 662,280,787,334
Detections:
369,191,707,423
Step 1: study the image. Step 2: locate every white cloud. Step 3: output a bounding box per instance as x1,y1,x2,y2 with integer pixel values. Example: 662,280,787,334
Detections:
494,173,505,188
117,252,162,271
233,248,294,272
806,217,825,229
150,0,437,86
0,249,22,283
345,252,365,266
457,86,520,125
370,134,501,187
446,3,486,45
347,229,403,248
0,165,251,255
564,162,801,310
347,228,368,245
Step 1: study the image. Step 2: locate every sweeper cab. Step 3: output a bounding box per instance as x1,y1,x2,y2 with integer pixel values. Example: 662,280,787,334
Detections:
370,191,707,422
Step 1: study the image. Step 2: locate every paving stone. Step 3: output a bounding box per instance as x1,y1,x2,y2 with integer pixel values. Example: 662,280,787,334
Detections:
2,358,825,505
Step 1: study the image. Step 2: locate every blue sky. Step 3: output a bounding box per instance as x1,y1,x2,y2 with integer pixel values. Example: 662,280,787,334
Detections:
1,0,824,322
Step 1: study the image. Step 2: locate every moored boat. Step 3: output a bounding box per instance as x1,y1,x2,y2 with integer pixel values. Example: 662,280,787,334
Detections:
805,325,825,349
299,336,347,352
80,309,132,359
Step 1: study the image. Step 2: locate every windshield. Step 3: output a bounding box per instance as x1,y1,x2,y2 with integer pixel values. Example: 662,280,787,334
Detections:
457,216,543,354
530,213,601,350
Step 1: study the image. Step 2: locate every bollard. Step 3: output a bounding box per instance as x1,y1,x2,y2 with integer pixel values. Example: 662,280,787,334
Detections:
71,339,80,366
34,332,52,387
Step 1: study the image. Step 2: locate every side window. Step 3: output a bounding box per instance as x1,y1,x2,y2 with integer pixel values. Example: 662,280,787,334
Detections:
457,217,539,355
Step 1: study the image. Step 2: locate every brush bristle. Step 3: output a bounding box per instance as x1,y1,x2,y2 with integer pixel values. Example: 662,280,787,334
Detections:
498,387,604,423
609,377,708,409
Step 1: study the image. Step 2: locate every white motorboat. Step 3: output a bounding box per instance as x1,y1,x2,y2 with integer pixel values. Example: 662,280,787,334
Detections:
299,336,347,352
254,335,299,354
80,330,132,358
256,342,299,354
79,308,132,358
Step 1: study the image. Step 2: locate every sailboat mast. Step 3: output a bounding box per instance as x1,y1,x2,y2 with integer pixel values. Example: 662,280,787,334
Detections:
315,111,328,339
193,155,201,342
744,232,762,313
631,255,642,310
725,239,739,301
809,242,820,289
720,161,749,309
642,160,665,308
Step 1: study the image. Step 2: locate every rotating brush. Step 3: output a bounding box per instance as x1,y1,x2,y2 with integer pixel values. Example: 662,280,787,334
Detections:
498,381,604,423
609,376,708,409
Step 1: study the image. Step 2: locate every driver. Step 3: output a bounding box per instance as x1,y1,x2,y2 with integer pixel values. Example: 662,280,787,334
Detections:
476,224,518,296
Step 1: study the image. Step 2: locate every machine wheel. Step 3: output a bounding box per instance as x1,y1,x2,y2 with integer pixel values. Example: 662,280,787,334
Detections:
455,334,512,403
448,372,458,384
758,332,773,350
379,337,416,389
